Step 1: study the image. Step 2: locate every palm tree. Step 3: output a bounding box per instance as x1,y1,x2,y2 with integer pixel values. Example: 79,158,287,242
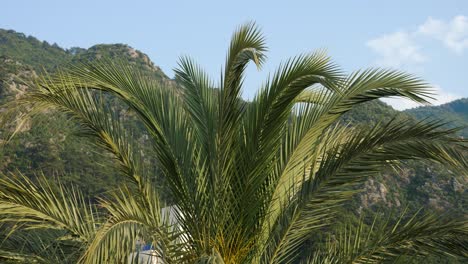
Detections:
0,22,467,263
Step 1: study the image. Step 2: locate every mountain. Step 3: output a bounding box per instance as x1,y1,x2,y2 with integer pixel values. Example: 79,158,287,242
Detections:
406,98,468,137
0,29,70,72
0,29,172,198
339,99,467,216
0,28,467,263
0,29,172,80
0,28,466,214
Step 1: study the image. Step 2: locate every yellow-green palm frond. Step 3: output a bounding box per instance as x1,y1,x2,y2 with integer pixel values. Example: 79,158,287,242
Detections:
310,209,468,263
1,22,467,263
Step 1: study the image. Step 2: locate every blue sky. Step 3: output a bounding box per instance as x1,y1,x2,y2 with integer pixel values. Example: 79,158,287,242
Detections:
2,0,468,109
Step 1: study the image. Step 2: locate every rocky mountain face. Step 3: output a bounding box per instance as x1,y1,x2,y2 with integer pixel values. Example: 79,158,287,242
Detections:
342,95,467,213
0,28,466,214
0,29,173,198
0,58,36,100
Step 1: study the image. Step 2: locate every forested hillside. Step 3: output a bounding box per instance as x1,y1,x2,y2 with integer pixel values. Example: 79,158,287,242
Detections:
406,98,468,137
1,28,466,212
0,29,173,199
0,28,466,263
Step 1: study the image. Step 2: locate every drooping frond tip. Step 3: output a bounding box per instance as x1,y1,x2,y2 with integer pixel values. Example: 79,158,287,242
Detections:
228,21,268,70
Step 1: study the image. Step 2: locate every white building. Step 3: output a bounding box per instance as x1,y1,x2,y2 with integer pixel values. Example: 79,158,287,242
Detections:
128,206,180,264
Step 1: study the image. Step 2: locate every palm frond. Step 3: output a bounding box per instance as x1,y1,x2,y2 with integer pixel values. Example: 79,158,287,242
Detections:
312,209,468,263
261,118,467,263
217,21,267,185
175,56,217,153
21,79,144,187
2,23,467,264
0,172,97,244
0,226,80,264
83,185,187,264
263,69,434,239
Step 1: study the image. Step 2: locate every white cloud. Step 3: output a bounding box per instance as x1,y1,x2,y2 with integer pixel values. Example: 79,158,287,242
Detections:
366,31,426,69
418,16,468,54
366,16,466,110
382,85,461,110
367,16,468,69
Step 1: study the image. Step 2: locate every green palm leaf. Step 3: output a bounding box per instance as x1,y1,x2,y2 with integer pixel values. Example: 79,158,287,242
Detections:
309,209,468,263
1,22,466,264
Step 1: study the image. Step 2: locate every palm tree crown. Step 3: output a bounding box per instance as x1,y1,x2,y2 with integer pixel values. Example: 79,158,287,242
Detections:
0,23,467,263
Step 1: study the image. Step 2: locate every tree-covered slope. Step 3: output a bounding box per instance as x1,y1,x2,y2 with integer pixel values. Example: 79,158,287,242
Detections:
0,29,172,82
406,98,468,137
0,28,467,263
0,29,172,199
336,97,467,216
71,44,170,80
0,29,71,72
0,28,466,214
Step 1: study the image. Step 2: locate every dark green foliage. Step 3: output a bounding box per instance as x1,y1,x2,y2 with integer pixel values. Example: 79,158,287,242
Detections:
0,29,71,72
0,28,174,199
341,100,401,125
0,27,466,263
406,98,468,137
71,44,170,80
0,29,170,81
0,27,466,211
0,113,121,197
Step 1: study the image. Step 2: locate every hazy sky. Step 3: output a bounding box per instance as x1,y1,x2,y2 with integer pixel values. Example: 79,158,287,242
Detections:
2,0,468,109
